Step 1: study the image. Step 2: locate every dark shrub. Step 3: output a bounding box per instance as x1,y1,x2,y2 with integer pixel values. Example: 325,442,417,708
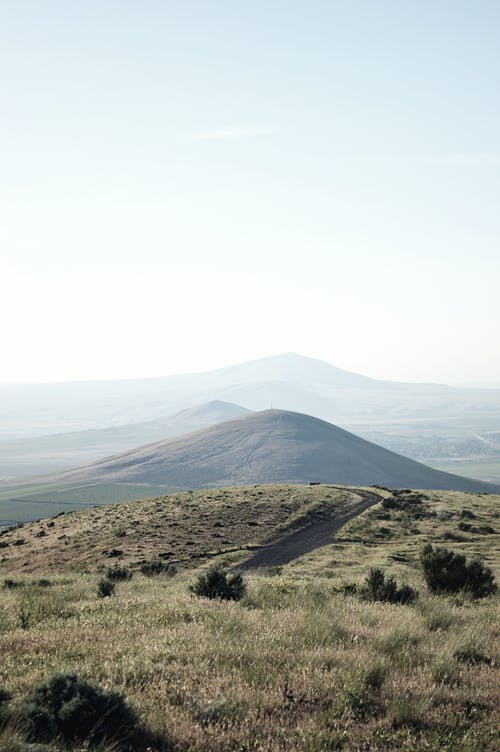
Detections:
106,565,133,582
464,556,497,598
106,548,123,558
37,579,51,588
3,578,22,589
97,577,115,598
140,560,177,577
0,686,11,724
381,491,435,519
420,544,496,597
420,545,466,593
460,509,476,520
364,568,418,605
18,671,137,744
454,647,492,666
191,564,246,601
477,524,495,535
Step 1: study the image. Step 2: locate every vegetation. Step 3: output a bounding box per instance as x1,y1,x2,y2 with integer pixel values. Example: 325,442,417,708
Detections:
106,565,133,581
190,564,246,600
421,544,496,597
0,484,498,750
0,485,363,574
0,570,498,751
97,577,115,598
363,567,418,604
140,560,177,577
16,671,138,745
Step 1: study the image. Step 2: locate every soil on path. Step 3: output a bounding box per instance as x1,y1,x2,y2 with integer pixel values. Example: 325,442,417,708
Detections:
240,487,382,570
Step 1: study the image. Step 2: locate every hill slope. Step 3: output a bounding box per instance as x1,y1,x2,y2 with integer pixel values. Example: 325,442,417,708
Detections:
57,409,498,493
0,400,249,480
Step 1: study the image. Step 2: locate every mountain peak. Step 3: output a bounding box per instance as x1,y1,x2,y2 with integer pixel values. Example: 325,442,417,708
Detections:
59,408,497,495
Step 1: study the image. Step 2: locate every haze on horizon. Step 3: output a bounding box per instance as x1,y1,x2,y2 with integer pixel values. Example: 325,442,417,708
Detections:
1,1,499,386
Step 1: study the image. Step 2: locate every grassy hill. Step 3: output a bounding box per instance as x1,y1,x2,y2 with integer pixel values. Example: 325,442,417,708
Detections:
3,355,500,482
54,410,500,493
0,401,249,481
0,484,373,574
0,483,498,751
1,410,497,528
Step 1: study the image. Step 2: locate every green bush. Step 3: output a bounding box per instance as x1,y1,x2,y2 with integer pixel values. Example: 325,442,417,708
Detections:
97,577,115,598
140,560,177,577
364,568,418,605
191,564,246,601
106,565,133,582
420,544,496,598
17,671,138,744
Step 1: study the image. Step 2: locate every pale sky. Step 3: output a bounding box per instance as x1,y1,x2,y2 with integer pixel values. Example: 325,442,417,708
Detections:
1,1,499,384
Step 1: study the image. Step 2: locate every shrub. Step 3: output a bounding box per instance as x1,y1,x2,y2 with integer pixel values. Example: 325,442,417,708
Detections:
140,560,177,577
191,565,246,601
17,671,138,744
3,578,22,590
106,565,133,582
464,555,497,597
420,544,496,598
106,548,123,558
362,661,387,691
97,577,115,598
364,568,418,605
460,509,476,520
0,687,11,724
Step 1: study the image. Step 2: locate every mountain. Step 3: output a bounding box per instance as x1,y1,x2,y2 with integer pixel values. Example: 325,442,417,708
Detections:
0,354,376,439
56,409,498,494
0,401,249,481
2,353,499,440
1,354,500,483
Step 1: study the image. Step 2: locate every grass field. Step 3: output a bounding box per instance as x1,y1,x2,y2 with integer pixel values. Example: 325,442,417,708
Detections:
0,484,498,751
0,482,172,526
427,460,500,485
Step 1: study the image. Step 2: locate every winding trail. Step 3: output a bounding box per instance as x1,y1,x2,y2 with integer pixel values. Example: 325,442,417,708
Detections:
239,488,382,570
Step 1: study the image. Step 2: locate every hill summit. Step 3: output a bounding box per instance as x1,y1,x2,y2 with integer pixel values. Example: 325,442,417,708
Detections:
58,409,497,493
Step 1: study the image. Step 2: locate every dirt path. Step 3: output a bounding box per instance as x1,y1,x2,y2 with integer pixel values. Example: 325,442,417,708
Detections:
239,488,382,570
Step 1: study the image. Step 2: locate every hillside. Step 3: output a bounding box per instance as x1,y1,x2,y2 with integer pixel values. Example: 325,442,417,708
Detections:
1,482,498,579
0,400,249,481
56,409,499,494
2,352,500,442
1,483,499,752
0,484,373,573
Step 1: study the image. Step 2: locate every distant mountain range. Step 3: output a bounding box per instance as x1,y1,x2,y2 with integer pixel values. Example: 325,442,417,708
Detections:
2,352,500,438
54,409,499,494
1,353,499,483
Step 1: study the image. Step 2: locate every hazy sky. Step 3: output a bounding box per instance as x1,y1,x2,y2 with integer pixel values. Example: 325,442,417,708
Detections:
1,1,499,384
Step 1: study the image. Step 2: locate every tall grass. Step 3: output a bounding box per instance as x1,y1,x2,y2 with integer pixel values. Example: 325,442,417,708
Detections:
0,572,498,751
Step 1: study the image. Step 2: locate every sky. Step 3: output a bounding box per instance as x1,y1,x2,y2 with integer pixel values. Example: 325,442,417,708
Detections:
1,0,499,385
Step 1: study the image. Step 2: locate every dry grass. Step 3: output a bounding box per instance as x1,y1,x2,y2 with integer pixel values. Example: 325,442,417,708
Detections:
0,484,498,750
286,489,500,585
0,485,369,574
0,573,498,751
